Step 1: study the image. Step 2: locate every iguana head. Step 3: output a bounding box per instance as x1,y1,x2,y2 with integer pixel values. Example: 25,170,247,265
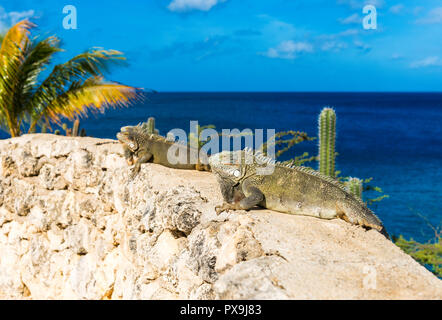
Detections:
209,150,245,182
209,149,269,181
116,126,140,152
209,148,277,181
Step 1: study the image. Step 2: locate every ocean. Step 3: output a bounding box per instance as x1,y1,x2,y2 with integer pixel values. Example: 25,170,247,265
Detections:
6,92,442,241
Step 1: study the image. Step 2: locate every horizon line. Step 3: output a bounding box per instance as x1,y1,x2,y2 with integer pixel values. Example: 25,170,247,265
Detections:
148,91,442,94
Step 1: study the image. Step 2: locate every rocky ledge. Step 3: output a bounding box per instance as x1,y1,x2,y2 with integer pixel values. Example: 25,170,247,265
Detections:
0,134,440,299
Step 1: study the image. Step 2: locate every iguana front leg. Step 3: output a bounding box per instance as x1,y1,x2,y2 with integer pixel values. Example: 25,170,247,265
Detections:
131,151,153,178
215,186,264,215
216,177,245,202
123,145,135,166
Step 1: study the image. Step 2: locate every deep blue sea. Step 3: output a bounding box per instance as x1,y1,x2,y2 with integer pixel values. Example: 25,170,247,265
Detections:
6,92,442,241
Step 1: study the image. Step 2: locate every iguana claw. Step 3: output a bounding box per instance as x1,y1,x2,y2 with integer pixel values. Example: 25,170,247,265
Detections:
215,202,242,215
130,166,140,179
215,203,232,215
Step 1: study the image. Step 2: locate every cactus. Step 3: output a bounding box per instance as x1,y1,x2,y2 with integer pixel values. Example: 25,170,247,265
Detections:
318,107,336,177
144,117,159,135
72,119,80,137
60,119,86,137
345,177,363,199
146,117,155,134
61,123,71,136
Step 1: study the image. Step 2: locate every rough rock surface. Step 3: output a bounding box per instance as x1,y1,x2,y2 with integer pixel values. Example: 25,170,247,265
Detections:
0,134,440,300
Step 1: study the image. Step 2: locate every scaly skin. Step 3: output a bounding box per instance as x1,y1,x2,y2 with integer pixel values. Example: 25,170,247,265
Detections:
117,123,210,177
209,149,389,238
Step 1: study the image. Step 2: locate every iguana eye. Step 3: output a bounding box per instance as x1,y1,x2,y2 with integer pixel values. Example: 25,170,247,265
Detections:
233,170,240,177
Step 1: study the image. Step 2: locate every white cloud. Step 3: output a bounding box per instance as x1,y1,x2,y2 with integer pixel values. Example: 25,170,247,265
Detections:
168,0,226,12
389,4,404,14
410,56,442,68
339,29,360,36
321,41,348,52
416,7,442,24
354,40,371,52
412,6,423,16
257,15,297,39
338,13,362,25
262,40,313,60
0,6,34,32
9,10,35,25
318,28,359,40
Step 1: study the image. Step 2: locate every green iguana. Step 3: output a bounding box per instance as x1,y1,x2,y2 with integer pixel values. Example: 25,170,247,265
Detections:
116,122,210,177
209,149,389,238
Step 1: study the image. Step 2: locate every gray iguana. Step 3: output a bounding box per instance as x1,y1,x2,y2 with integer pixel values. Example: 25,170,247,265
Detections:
209,149,389,238
116,122,210,177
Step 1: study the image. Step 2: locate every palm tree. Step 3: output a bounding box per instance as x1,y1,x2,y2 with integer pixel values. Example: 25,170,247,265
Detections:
0,20,143,137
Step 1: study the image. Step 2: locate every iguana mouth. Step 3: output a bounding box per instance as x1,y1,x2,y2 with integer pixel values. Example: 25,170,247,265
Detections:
116,132,138,151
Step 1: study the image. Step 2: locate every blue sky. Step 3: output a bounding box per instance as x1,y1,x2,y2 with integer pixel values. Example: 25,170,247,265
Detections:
1,0,442,91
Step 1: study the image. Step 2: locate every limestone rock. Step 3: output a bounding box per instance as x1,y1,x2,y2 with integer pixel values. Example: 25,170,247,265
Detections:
0,134,440,300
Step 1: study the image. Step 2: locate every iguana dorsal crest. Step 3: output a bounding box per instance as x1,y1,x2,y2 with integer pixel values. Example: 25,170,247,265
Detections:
217,148,367,208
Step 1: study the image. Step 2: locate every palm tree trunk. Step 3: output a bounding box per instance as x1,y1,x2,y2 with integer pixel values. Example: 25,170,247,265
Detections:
28,112,44,134
4,111,19,137
28,120,38,134
9,124,20,137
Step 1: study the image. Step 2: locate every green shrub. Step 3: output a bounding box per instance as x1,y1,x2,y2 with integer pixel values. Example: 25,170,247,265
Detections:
394,234,442,278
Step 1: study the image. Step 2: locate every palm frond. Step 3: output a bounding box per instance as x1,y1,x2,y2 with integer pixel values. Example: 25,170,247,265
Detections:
43,76,143,124
0,19,34,58
0,20,143,137
29,48,128,114
15,36,62,121
0,20,35,135
38,48,126,88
